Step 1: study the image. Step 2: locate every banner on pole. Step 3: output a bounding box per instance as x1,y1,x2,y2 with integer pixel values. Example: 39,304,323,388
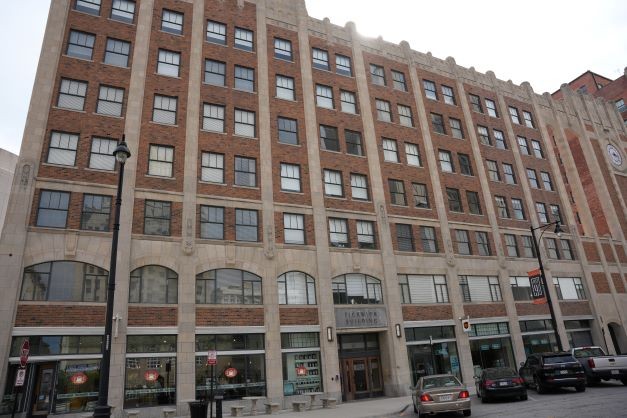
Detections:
528,269,547,305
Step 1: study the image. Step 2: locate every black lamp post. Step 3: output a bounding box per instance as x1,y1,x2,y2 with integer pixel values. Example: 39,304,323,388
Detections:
529,220,564,352
94,138,131,418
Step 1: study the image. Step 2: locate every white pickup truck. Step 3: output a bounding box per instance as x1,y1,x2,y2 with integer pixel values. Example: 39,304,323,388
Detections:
571,346,627,385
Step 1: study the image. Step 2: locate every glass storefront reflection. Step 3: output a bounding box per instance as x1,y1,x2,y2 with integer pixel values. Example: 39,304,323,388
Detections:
407,342,461,385
470,337,514,376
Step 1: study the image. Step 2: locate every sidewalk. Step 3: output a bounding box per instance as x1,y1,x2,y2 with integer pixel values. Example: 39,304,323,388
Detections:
248,396,412,418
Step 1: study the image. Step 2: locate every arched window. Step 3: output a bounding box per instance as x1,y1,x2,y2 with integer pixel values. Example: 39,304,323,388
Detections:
129,265,178,304
278,272,316,305
332,274,383,304
196,269,262,305
21,261,108,302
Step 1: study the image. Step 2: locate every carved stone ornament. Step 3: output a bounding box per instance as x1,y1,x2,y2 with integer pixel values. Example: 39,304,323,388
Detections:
20,164,31,190
183,218,193,255
264,229,275,259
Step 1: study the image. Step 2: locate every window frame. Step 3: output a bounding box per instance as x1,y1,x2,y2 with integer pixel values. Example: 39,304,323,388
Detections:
143,200,171,236
36,190,70,228
323,169,343,197
234,27,254,51
280,162,301,192
388,179,407,206
276,75,295,100
206,19,226,44
200,205,224,240
147,144,174,178
446,188,463,213
235,209,259,242
162,9,184,35
283,213,305,245
234,109,256,138
234,156,257,187
350,173,369,201
66,30,96,60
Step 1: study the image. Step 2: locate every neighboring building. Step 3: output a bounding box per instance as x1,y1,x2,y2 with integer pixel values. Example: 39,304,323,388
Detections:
0,0,626,416
0,149,18,237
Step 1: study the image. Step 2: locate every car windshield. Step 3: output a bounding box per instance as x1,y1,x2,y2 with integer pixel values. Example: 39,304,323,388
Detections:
485,368,517,379
544,355,577,364
422,376,461,389
573,347,605,358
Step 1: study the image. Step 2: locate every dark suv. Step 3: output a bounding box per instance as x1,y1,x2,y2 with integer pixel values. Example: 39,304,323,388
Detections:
519,352,586,393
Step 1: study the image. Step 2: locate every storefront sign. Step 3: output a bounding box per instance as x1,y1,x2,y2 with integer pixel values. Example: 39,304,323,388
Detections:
224,367,238,378
69,372,88,385
15,368,26,387
335,307,388,329
528,269,547,304
295,366,307,376
144,370,160,382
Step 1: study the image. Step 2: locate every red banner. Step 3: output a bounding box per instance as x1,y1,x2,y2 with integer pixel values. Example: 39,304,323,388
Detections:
528,269,547,305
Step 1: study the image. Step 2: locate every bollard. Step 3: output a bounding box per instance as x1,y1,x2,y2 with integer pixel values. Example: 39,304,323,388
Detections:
215,395,223,418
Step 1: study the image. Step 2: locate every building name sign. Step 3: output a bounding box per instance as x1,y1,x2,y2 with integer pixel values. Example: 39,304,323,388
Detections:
335,307,388,329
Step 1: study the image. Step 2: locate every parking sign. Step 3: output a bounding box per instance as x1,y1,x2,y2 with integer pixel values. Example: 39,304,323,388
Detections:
207,350,217,366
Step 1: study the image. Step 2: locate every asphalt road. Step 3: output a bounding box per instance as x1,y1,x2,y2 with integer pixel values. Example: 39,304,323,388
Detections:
405,381,626,418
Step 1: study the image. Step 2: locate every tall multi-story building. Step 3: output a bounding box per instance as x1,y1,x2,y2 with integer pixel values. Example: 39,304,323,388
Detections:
0,0,625,416
0,149,18,237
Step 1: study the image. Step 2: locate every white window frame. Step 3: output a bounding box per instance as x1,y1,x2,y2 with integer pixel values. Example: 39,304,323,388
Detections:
323,169,343,197
405,143,421,167
58,78,87,111
152,94,177,124
234,109,255,138
276,75,295,100
280,163,301,192
234,27,254,51
315,84,333,109
206,20,226,44
148,145,174,177
375,99,391,122
202,103,225,132
398,104,413,127
382,139,399,162
157,49,180,77
47,131,78,166
329,218,348,247
96,85,124,117
350,173,369,200
89,137,117,171
283,213,305,245
200,152,224,183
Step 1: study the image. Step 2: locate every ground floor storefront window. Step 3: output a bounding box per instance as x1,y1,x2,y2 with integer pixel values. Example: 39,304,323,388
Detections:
520,319,558,355
468,322,515,376
281,332,321,395
54,360,100,413
565,320,594,347
405,326,461,384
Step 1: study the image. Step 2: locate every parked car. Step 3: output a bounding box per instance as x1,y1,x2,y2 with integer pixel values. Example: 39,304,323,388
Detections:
474,367,527,402
519,352,586,393
571,346,627,385
412,374,471,417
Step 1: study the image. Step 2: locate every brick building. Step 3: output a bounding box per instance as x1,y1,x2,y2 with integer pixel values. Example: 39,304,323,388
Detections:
0,149,18,238
0,0,626,416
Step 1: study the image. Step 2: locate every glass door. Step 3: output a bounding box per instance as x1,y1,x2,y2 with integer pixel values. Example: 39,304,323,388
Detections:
351,359,369,398
368,357,382,393
31,363,56,416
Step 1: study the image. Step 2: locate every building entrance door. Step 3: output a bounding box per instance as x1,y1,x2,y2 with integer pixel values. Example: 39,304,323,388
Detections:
338,333,384,401
30,363,56,416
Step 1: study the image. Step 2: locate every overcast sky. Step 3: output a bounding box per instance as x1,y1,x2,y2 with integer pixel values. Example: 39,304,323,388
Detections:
1,0,625,155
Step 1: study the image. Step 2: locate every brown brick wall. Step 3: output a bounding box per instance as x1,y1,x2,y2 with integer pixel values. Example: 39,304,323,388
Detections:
279,307,319,325
463,303,507,318
402,305,453,321
582,241,600,262
601,243,615,263
515,302,550,316
196,307,264,326
591,272,611,293
559,301,592,316
15,305,105,326
615,244,627,264
612,273,625,293
127,306,178,326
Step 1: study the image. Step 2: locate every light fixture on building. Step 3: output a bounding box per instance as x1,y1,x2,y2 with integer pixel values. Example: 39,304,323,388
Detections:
326,326,334,342
395,324,402,338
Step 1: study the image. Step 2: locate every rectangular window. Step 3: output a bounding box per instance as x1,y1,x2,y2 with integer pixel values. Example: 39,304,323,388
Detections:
523,111,535,128
504,234,519,257
554,277,585,300
58,78,87,111
89,137,117,170
200,152,224,183
357,221,376,249
561,240,575,260
280,163,301,192
494,129,507,149
234,156,256,187
439,150,453,172
460,276,501,302
485,99,498,117
234,65,254,92
148,145,174,177
329,218,349,247
446,188,462,212
104,38,130,67
518,136,530,155
152,94,177,124
469,94,483,113
234,27,254,51
75,0,100,14
477,125,491,145
276,75,295,100
162,9,183,35
382,138,398,162
509,106,520,124
423,80,437,100
200,205,224,239
370,64,385,86
202,103,225,132
312,48,329,70
476,231,491,256
81,194,111,231
536,202,548,223
319,125,339,151
204,59,226,86
431,113,445,134
278,117,298,145
144,200,171,236
340,90,357,114
376,99,392,122
315,84,333,108
550,204,562,224
350,173,369,200
111,0,135,23
96,85,124,116
396,224,414,251
510,276,531,301
67,30,95,60
511,198,525,220
420,226,438,253
495,196,509,218
336,54,352,76
412,183,429,208
47,131,78,166
323,169,343,196
274,38,292,60
503,163,516,184
467,191,481,215
455,229,471,255
449,118,463,139
541,172,553,191
442,85,456,105
521,235,536,258
345,130,363,156
487,160,500,181
392,70,407,91
458,153,472,175
405,143,421,167
389,179,406,206
400,275,449,304
546,239,559,260
37,190,70,228
531,140,544,158
235,209,258,241
284,213,305,244
157,49,180,77
206,20,226,44
398,105,413,127
234,109,255,137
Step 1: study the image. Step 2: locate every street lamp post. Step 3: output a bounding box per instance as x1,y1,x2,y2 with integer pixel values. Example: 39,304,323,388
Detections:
529,220,564,352
94,138,131,418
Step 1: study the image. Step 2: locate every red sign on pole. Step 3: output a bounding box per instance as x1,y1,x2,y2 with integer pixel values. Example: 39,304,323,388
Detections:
19,339,30,368
207,350,217,366
528,269,547,305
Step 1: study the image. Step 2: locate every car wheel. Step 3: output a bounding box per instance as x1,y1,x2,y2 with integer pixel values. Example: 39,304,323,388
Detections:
575,384,586,392
520,393,528,401
534,376,546,394
463,409,471,417
481,395,488,404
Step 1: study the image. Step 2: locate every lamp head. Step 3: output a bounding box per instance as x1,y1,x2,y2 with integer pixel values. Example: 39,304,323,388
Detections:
554,221,563,237
113,136,131,164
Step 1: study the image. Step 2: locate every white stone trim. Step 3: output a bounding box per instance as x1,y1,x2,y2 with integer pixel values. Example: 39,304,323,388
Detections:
127,327,178,335
194,350,264,356
195,326,265,334
403,320,455,327
279,325,320,333
9,354,101,363
12,327,104,336
125,352,176,358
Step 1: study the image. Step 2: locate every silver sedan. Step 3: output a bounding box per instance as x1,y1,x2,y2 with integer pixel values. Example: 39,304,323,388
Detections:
412,374,471,417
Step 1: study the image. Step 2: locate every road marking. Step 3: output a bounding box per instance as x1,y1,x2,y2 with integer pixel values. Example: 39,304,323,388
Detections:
527,395,537,401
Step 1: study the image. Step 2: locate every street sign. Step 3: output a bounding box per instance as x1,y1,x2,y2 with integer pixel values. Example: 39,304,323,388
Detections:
528,269,547,305
207,350,217,366
15,369,26,387
19,339,30,368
